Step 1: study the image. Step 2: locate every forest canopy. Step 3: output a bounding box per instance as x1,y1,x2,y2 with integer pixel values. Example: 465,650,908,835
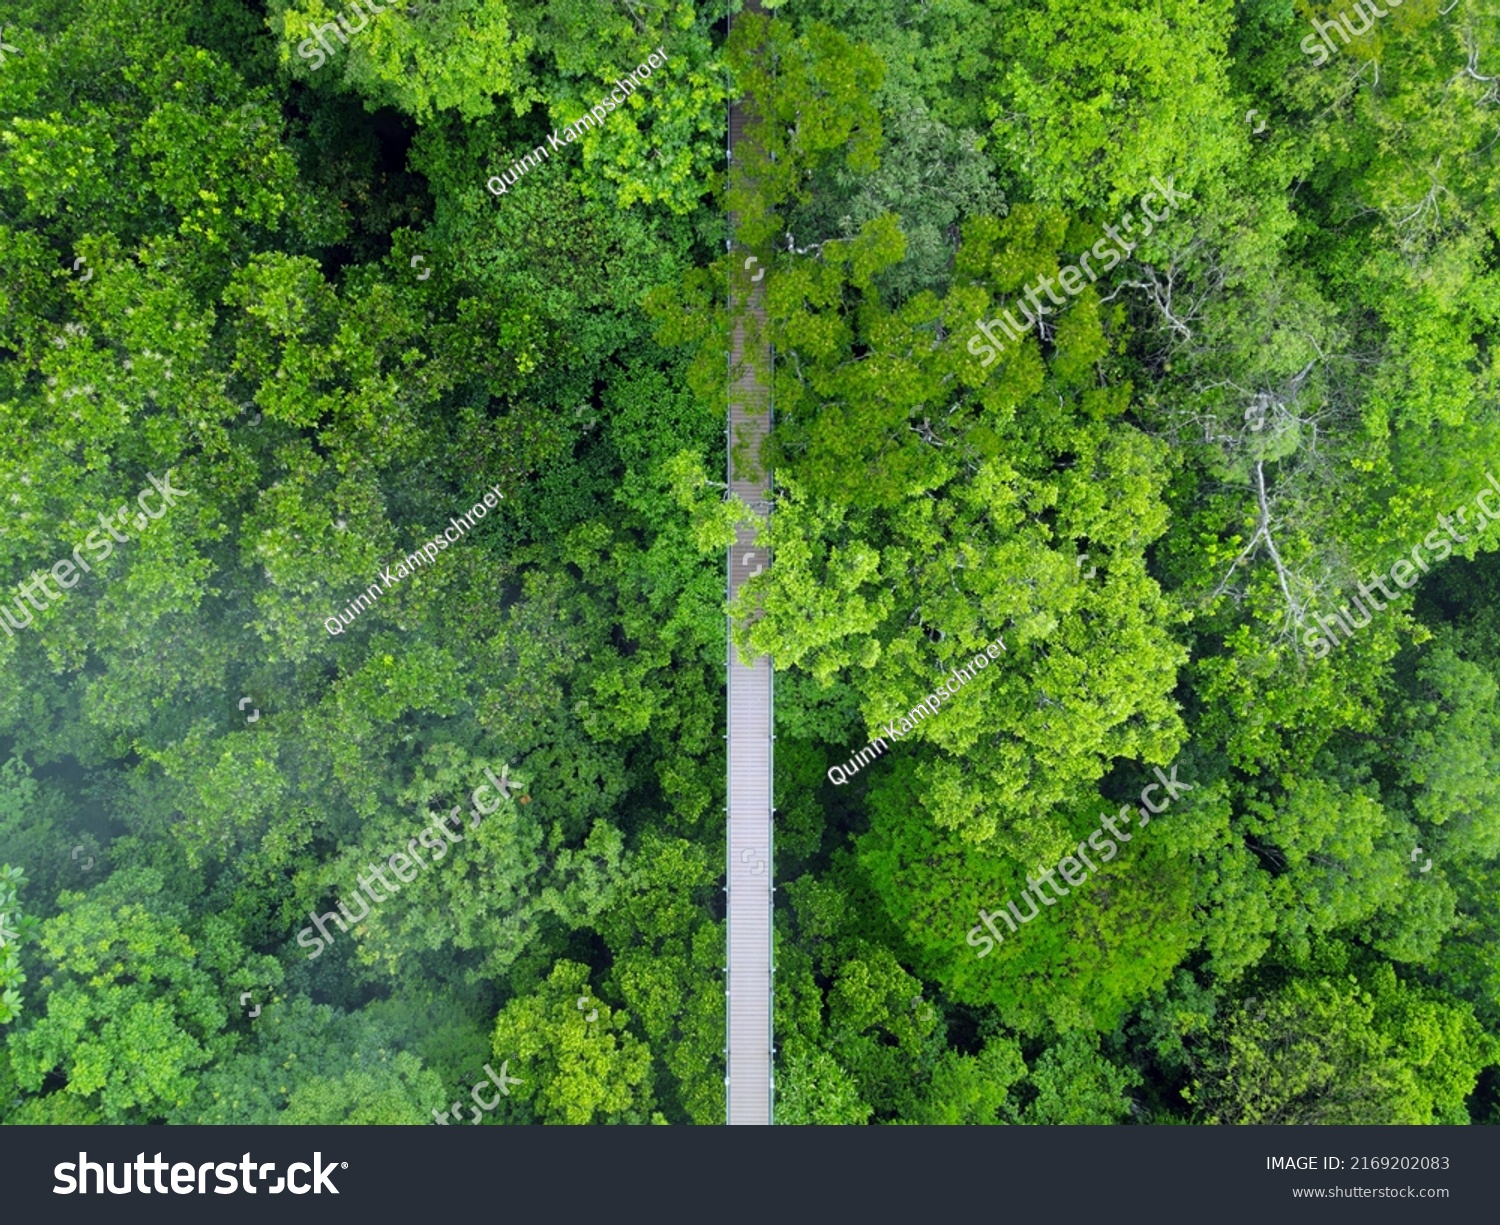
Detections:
2,0,1498,1127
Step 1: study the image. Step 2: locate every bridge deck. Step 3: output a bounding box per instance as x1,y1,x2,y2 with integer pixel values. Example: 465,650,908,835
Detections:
725,0,774,1128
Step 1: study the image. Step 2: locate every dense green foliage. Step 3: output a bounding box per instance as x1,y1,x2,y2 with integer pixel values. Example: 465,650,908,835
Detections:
2,0,1497,1126
0,0,727,1125
708,0,1500,1122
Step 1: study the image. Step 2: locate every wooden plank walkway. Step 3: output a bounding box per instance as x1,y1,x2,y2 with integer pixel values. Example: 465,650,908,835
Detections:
725,0,774,1128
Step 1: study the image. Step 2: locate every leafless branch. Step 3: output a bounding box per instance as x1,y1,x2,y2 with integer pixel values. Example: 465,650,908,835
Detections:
1206,460,1311,643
